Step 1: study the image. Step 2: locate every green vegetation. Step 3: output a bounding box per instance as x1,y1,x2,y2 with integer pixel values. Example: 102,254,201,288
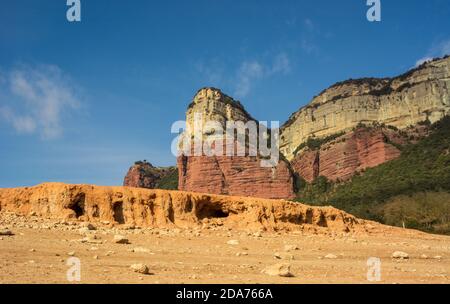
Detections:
295,116,450,234
156,168,179,190
293,131,346,155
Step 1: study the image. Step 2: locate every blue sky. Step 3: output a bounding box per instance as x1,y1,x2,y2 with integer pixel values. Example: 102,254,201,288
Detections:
1,0,450,187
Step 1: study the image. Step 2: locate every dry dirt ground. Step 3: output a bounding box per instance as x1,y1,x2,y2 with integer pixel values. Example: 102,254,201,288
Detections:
1,212,450,284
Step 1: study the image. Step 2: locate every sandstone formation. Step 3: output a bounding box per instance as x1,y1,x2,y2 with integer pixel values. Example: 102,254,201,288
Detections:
281,56,450,160
123,161,177,189
0,183,366,232
177,88,295,199
291,126,411,182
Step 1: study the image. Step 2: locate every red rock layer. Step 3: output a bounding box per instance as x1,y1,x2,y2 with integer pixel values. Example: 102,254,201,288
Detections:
123,162,176,189
291,128,406,182
177,143,295,200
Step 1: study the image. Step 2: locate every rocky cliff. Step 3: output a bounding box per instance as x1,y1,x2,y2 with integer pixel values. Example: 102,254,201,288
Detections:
291,126,415,182
177,88,295,199
123,161,177,190
0,183,366,232
281,56,450,160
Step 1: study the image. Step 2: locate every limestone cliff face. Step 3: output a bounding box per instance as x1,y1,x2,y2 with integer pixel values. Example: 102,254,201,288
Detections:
281,56,450,160
177,88,295,199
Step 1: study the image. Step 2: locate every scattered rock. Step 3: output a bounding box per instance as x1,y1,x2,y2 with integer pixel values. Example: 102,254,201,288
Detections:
114,235,130,244
0,229,13,236
252,231,262,238
80,237,103,244
284,245,298,252
274,252,295,260
262,263,294,277
129,247,151,253
227,240,240,245
392,251,409,259
130,263,150,275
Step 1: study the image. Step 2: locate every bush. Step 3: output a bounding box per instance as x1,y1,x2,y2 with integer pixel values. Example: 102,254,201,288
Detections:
294,116,450,235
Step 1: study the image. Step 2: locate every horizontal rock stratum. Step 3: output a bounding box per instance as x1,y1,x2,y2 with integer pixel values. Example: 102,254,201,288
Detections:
281,56,450,160
177,87,295,199
0,183,372,233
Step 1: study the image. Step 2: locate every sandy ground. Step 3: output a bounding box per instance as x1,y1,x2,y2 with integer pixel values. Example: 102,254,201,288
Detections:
1,212,450,284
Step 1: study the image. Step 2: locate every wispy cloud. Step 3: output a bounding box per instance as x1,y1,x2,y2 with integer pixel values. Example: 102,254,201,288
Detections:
234,61,265,98
0,64,80,139
234,53,291,98
415,39,450,67
304,18,314,31
195,53,292,99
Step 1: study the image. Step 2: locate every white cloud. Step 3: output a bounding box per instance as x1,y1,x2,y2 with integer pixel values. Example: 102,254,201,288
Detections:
195,53,292,99
0,64,80,139
304,18,314,31
415,39,450,67
234,61,265,98
271,53,291,74
234,53,291,98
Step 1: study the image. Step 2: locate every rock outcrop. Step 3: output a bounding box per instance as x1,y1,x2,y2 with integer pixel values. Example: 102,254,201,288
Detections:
177,88,295,199
123,161,177,189
291,126,412,182
281,56,450,160
0,183,367,232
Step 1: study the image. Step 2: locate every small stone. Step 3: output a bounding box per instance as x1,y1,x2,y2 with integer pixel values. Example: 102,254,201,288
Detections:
68,251,76,256
253,231,262,238
274,252,295,260
0,229,13,236
420,254,428,259
433,255,443,260
324,254,338,259
114,235,130,244
131,247,151,253
130,263,150,275
284,245,298,252
93,255,99,260
29,248,36,252
227,240,239,245
392,251,409,259
262,263,294,277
